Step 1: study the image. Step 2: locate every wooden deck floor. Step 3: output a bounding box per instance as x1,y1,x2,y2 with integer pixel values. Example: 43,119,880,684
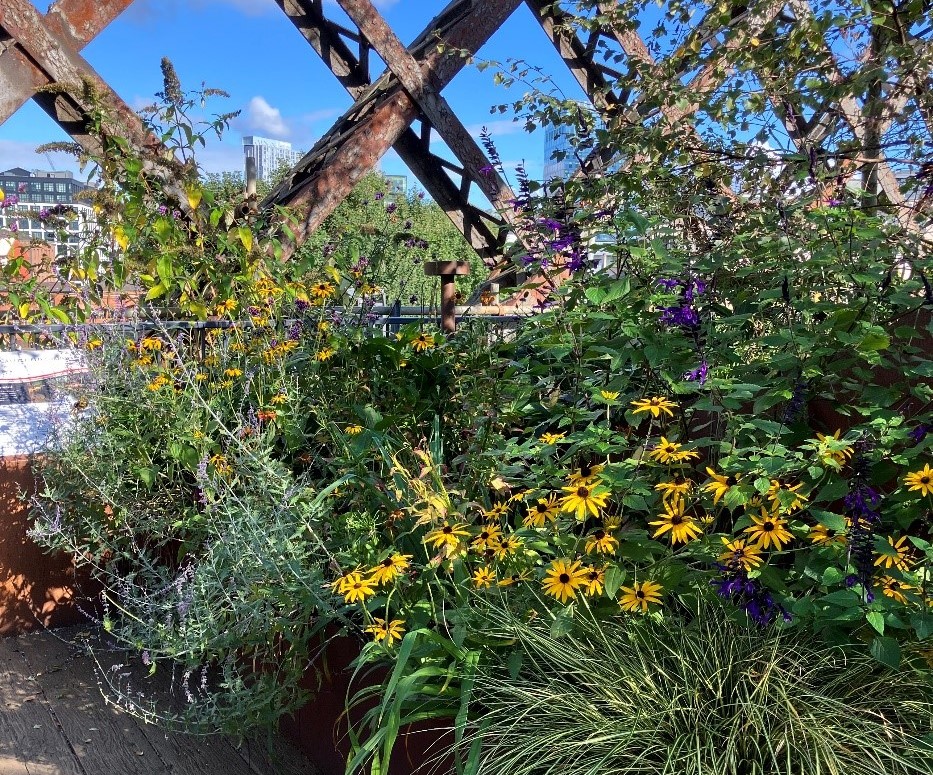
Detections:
0,628,315,775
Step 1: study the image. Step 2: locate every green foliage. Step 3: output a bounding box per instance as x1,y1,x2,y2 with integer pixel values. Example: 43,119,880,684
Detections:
456,600,933,775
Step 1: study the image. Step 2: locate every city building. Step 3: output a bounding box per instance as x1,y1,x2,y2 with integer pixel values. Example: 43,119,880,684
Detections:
0,168,96,255
543,106,606,184
242,136,303,182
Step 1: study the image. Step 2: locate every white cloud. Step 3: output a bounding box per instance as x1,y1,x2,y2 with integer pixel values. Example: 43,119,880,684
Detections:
0,139,83,178
241,96,291,139
466,119,530,140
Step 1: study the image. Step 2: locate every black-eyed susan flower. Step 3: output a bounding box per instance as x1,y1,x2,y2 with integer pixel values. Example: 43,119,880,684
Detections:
140,336,163,351
368,553,412,586
541,559,588,603
702,468,738,505
878,575,913,605
315,347,336,362
473,566,495,588
411,332,435,352
209,454,232,476
718,537,763,571
654,476,693,502
424,522,470,549
424,522,470,551
814,430,853,469
585,528,618,555
492,534,522,560
523,494,559,527
744,509,793,550
539,432,565,445
766,480,808,513
874,535,913,573
648,437,699,464
484,501,509,521
904,464,933,497
600,390,620,401
310,281,335,300
270,393,288,405
497,570,531,587
808,522,847,546
339,573,377,604
224,368,243,378
472,524,503,552
567,463,604,486
560,482,610,520
648,498,702,544
630,396,677,418
146,375,170,391
365,618,405,644
619,580,663,612
345,424,364,436
583,566,605,596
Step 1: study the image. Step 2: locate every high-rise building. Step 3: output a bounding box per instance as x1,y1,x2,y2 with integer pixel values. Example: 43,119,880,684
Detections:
0,168,95,255
242,136,302,182
543,106,607,184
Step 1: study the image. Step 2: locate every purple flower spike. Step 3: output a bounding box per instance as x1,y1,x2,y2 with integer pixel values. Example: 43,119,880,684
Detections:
656,278,681,291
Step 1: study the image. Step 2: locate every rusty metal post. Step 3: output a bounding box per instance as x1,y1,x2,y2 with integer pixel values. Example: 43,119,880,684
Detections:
424,260,470,333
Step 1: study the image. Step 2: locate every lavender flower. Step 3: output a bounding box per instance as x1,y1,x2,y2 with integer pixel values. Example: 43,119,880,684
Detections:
374,192,384,200
386,202,397,214
712,566,790,625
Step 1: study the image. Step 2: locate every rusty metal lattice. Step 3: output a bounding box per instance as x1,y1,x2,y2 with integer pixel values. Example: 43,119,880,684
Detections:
1,0,930,259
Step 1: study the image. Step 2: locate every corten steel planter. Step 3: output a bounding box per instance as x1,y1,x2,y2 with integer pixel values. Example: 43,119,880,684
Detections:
281,633,454,775
0,456,92,636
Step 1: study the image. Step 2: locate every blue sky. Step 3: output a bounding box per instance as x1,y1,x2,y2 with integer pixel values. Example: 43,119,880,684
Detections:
1,0,591,206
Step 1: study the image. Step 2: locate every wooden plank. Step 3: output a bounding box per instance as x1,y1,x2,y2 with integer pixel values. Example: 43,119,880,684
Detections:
11,628,317,775
0,635,84,775
11,631,165,774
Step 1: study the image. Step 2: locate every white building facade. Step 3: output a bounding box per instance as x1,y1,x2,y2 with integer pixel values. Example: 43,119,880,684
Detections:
242,136,302,182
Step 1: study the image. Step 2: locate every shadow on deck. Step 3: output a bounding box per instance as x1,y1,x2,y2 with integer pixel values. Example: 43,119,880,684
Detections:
0,627,315,775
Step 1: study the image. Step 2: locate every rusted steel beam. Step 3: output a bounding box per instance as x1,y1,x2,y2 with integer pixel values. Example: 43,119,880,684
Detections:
0,0,132,124
524,0,627,114
264,0,523,247
334,0,524,234
274,0,507,259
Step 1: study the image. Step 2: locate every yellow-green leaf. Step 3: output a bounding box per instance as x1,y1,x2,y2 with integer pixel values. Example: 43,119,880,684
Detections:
186,185,203,211
238,226,253,253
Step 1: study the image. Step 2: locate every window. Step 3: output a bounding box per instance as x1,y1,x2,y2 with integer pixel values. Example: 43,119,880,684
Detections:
56,183,67,193
44,183,54,192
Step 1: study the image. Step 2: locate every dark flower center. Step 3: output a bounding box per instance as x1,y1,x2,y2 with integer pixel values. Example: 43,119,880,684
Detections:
664,446,676,453
921,476,930,484
577,487,590,498
588,572,599,580
580,465,593,477
726,476,736,486
559,573,570,584
442,526,453,534
536,503,548,513
763,521,775,531
382,558,393,567
671,515,683,525
636,590,645,598
891,581,901,590
594,530,605,540
480,531,490,540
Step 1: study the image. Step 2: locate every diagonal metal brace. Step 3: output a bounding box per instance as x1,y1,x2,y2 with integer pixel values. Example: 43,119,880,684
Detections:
0,0,133,129
264,0,523,252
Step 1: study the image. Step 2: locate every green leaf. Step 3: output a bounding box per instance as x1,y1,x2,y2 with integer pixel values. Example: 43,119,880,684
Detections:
869,636,900,669
237,226,253,252
507,651,523,680
604,564,625,598
910,612,933,640
550,608,574,638
156,254,174,285
866,611,885,635
145,282,168,301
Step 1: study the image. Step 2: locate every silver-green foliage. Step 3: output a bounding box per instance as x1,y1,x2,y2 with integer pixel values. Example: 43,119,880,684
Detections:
460,602,933,775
